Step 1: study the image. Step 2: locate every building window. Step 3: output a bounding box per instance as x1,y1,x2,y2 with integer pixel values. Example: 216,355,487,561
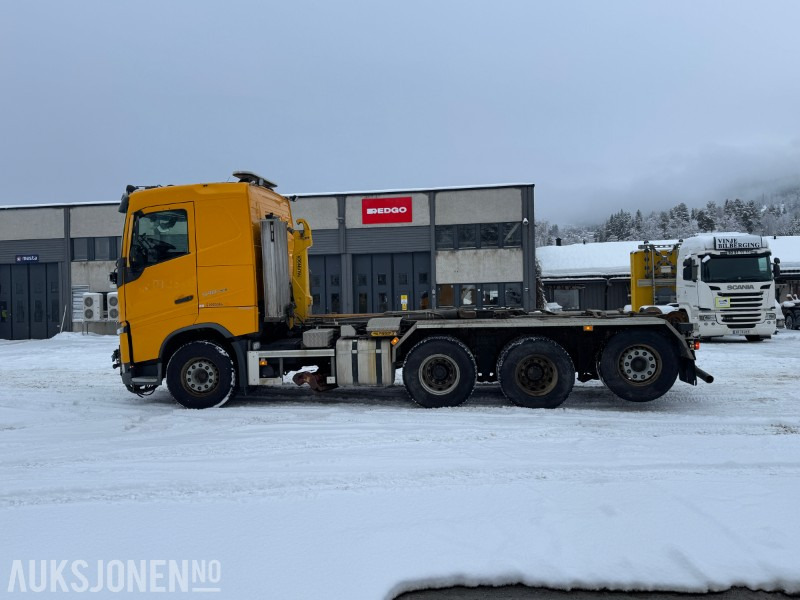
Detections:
436,282,523,309
71,236,122,262
437,284,455,307
458,224,478,249
71,238,92,261
94,237,112,261
460,284,477,306
482,283,500,306
553,288,580,310
436,225,455,249
505,283,522,307
435,222,522,250
502,223,522,247
480,223,499,248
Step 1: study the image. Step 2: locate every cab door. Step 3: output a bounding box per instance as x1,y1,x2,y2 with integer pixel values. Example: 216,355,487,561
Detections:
120,202,198,363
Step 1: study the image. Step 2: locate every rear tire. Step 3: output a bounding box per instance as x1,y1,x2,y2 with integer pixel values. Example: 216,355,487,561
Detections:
166,341,236,409
497,337,575,409
402,336,476,408
598,331,678,403
786,313,796,330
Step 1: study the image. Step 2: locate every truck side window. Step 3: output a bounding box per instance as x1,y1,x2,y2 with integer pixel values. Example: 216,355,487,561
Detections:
682,259,693,281
130,209,189,269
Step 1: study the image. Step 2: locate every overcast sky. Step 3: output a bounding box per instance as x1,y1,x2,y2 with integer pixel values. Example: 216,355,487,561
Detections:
2,0,799,224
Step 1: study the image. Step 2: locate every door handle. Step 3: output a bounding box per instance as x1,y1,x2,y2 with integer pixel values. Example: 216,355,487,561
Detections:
175,295,194,305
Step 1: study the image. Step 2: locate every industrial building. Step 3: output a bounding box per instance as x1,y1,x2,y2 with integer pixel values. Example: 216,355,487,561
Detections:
0,181,536,340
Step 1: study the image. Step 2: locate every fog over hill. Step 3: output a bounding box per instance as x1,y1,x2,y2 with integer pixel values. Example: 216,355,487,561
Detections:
539,139,800,226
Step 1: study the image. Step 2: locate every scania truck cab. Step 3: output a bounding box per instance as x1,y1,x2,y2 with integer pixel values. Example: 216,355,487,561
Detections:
631,233,780,341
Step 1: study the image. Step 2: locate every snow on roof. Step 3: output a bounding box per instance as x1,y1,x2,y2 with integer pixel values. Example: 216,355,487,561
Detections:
0,182,534,210
538,235,800,278
291,182,534,198
0,200,118,210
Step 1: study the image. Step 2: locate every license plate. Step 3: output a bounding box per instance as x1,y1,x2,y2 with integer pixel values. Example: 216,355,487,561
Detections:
731,329,752,334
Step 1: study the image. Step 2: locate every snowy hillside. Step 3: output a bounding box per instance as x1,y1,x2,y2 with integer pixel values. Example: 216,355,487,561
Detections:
1,333,799,598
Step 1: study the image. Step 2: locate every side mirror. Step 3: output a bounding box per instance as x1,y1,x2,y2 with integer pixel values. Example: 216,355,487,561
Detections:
773,257,781,278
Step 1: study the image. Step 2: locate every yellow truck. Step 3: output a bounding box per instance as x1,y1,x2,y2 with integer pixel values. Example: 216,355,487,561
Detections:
111,172,711,409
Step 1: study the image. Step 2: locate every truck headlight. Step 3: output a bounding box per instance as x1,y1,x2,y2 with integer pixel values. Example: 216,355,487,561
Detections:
766,312,776,320
699,315,716,322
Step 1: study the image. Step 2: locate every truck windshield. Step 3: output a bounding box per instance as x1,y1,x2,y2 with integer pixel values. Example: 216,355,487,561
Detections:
701,254,772,283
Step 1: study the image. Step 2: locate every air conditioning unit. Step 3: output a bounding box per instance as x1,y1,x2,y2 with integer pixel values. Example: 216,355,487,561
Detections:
106,292,120,321
83,292,104,321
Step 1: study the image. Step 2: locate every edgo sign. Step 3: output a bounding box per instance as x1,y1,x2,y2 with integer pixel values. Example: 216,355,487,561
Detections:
361,197,413,225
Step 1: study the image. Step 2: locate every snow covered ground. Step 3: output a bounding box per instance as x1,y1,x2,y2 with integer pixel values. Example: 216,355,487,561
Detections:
1,331,799,598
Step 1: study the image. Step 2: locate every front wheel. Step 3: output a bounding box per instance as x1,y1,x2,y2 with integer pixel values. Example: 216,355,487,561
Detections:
497,336,575,409
598,331,678,403
166,341,236,409
402,337,476,408
786,313,796,330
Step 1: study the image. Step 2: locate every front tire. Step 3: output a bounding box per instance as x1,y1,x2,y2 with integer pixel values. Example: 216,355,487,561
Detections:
786,313,795,330
598,331,678,403
166,341,236,409
497,336,575,409
402,336,476,408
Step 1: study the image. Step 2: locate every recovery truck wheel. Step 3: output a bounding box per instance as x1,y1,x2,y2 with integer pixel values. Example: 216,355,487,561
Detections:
785,313,795,330
497,336,575,409
166,341,237,409
598,331,678,403
402,336,476,408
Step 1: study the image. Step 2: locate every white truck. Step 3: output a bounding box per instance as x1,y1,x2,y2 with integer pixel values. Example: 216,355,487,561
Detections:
631,233,780,341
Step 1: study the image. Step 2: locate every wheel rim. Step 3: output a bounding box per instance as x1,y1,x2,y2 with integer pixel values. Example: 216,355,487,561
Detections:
419,353,460,395
182,358,220,396
514,355,558,396
617,344,661,385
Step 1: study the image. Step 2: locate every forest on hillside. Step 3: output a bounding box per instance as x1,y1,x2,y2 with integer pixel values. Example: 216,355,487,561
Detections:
536,184,800,247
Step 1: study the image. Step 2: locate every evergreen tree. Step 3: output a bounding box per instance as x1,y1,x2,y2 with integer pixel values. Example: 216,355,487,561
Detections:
633,210,644,238
739,200,761,233
696,209,715,232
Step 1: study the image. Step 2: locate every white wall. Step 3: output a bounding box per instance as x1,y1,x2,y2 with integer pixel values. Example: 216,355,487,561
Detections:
71,261,117,293
436,248,523,283
70,205,124,237
0,208,64,240
435,188,522,225
293,196,340,230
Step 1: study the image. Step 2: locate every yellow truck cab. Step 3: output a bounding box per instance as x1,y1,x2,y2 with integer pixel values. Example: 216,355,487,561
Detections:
112,172,312,407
